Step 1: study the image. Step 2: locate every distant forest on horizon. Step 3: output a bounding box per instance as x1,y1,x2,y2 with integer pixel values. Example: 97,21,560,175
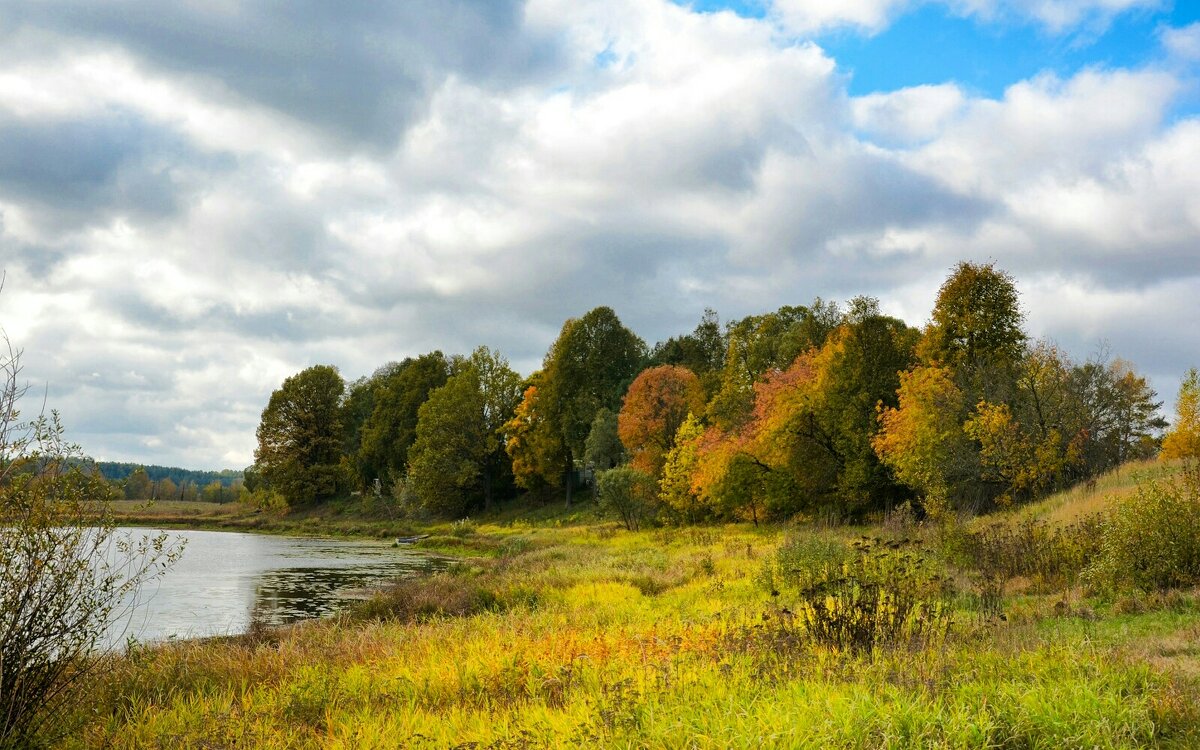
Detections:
89,461,243,488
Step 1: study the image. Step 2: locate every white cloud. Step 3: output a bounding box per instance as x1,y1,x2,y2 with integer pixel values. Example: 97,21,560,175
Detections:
1161,22,1200,62
851,84,967,145
772,0,911,34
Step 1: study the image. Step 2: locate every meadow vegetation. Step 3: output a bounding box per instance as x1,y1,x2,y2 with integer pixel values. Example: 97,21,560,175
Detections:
59,459,1200,748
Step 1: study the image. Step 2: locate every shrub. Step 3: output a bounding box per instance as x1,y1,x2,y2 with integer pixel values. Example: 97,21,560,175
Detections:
760,530,852,596
950,513,1099,602
597,466,658,531
789,538,952,653
0,345,182,747
1085,472,1200,593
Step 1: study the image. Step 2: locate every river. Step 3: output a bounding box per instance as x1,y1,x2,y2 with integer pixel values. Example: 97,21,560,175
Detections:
110,527,445,646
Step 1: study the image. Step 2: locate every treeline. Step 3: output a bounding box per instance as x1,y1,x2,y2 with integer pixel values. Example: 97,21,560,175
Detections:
250,262,1179,522
92,461,243,488
95,464,247,504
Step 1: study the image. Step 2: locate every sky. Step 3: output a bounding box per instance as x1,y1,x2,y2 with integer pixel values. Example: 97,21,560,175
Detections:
0,0,1198,470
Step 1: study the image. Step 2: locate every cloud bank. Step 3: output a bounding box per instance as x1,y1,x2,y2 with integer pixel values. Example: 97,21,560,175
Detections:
0,0,1196,468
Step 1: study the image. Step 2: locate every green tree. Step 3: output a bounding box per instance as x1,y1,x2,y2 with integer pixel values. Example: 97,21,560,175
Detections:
123,467,152,501
254,364,346,505
408,348,522,515
648,308,726,397
583,408,624,472
540,307,646,505
918,261,1026,400
341,361,405,468
407,370,487,517
354,352,450,486
597,466,657,531
802,299,918,513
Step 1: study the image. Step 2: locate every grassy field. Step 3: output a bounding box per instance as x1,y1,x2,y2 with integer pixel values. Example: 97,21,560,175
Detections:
66,465,1200,748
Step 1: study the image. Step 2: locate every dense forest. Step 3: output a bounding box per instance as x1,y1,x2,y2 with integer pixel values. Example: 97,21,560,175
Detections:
249,262,1186,523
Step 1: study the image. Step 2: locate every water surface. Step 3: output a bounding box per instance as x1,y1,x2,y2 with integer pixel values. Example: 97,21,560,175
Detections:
113,528,444,645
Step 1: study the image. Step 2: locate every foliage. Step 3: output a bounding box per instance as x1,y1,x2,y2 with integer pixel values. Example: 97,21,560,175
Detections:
788,538,952,654
873,365,977,512
1085,470,1200,592
658,413,706,522
255,364,347,505
919,260,1026,386
596,466,658,531
503,380,566,492
617,365,705,478
537,307,646,503
1161,368,1200,464
1070,355,1166,474
94,461,242,489
122,466,152,500
583,408,624,472
353,353,450,487
706,300,841,430
0,337,182,748
408,348,522,516
647,308,726,397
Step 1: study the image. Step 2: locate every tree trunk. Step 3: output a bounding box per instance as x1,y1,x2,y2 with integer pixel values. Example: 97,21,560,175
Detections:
563,449,573,508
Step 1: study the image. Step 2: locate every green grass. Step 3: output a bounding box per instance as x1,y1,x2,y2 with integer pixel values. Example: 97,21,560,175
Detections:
58,466,1200,748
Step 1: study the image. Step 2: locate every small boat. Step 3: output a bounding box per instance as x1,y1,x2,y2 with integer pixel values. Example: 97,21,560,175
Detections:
394,534,430,545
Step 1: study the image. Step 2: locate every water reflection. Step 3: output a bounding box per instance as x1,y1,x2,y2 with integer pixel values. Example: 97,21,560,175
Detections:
114,528,446,645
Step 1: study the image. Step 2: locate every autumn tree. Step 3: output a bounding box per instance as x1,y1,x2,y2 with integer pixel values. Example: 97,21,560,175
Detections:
255,364,346,505
618,365,706,478
707,300,841,429
659,413,706,522
539,307,646,504
1162,368,1200,464
797,299,918,512
873,365,978,512
152,476,176,501
503,377,566,493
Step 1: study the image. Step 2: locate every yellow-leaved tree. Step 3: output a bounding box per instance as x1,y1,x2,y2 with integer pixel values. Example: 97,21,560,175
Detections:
1162,368,1200,464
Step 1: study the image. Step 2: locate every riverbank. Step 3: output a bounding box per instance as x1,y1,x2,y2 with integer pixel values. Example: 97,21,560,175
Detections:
109,494,613,556
61,466,1200,747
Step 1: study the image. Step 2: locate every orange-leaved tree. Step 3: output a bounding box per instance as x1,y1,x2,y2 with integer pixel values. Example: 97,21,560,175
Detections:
503,380,565,493
618,365,706,478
